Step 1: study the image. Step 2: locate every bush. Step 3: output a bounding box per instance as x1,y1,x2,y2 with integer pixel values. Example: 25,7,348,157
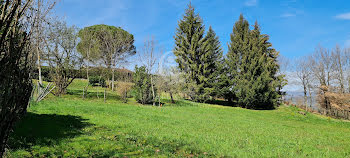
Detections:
31,66,134,82
132,66,154,104
117,82,133,103
89,76,106,87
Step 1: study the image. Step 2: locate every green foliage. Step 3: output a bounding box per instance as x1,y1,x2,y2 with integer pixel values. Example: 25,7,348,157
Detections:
79,24,136,91
81,24,136,69
89,76,106,87
132,66,154,104
77,26,100,62
32,66,134,82
0,2,34,156
203,26,224,98
225,15,284,109
174,4,221,102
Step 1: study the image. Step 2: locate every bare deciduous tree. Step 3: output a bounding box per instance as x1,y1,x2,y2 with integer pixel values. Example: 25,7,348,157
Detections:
44,19,82,95
331,45,347,93
31,0,57,85
309,45,333,88
139,36,161,106
296,57,313,108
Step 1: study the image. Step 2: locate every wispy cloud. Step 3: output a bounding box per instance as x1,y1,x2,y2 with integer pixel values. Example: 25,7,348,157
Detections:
245,0,258,7
281,13,296,18
335,12,350,20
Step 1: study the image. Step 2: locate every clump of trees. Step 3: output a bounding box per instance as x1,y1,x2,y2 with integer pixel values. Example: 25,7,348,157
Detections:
295,45,350,111
173,4,284,109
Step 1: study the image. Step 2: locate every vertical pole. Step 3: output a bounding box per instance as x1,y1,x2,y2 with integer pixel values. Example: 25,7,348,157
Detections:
83,87,85,99
104,89,106,103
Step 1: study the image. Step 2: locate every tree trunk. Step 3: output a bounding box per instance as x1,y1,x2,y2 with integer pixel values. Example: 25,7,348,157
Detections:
85,53,89,97
86,47,90,81
104,89,106,103
86,63,89,81
151,75,155,106
308,86,312,107
170,91,175,103
83,87,85,99
112,68,115,91
37,46,42,85
303,83,307,108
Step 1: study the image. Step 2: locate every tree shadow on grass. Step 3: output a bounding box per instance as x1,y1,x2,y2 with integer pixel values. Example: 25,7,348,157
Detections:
8,112,92,150
206,100,238,107
206,100,275,110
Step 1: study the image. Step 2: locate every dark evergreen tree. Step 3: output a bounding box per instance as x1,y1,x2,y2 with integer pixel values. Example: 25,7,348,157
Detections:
225,14,250,103
173,4,207,102
132,66,154,104
226,15,283,109
203,26,223,98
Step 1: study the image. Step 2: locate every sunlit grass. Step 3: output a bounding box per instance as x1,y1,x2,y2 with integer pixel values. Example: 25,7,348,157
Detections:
6,79,350,157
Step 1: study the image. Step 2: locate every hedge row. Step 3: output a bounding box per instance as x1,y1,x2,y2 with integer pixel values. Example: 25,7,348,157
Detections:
32,66,133,82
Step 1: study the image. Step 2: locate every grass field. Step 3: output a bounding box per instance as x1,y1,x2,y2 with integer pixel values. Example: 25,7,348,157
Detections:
5,80,350,157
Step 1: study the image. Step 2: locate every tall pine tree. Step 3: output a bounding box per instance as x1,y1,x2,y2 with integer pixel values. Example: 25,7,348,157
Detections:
225,14,250,103
226,15,283,109
174,4,210,102
203,26,223,99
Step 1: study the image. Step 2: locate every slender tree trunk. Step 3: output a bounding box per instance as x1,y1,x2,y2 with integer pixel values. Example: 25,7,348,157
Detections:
303,83,307,107
338,57,344,93
37,45,42,85
85,51,89,97
104,89,106,103
86,62,89,81
83,86,85,99
112,67,115,91
151,75,155,106
158,92,161,106
308,86,312,108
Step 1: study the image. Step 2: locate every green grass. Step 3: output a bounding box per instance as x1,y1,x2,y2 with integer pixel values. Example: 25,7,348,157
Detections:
6,79,350,157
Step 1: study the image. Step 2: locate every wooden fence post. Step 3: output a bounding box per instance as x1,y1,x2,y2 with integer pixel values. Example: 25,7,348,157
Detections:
104,89,106,103
83,87,85,99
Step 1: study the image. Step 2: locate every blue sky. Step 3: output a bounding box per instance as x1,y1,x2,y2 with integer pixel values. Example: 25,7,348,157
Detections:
56,0,350,66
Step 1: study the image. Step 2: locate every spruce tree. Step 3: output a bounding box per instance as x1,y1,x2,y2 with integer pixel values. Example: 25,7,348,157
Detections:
241,21,283,109
173,4,207,102
251,22,284,109
225,14,250,103
203,26,223,99
226,15,283,109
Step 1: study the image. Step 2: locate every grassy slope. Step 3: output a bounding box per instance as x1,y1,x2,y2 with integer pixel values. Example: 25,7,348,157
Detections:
6,80,350,157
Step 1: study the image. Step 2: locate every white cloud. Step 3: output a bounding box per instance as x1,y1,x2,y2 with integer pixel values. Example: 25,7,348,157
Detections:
281,13,296,18
335,12,350,20
245,0,258,7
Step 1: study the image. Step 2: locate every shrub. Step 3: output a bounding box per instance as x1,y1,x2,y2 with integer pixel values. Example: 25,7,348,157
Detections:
132,66,154,104
117,82,133,103
89,76,106,87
